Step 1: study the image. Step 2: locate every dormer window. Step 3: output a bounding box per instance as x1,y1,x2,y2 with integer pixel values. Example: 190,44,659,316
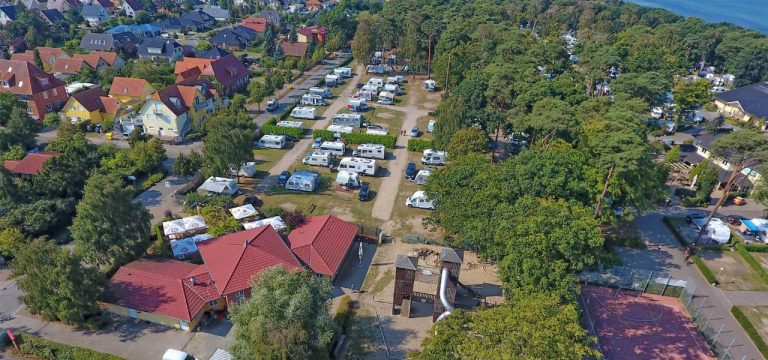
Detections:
170,97,181,107
1,80,8,88
41,78,49,86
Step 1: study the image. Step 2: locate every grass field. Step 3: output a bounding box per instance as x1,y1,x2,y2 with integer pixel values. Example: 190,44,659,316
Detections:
698,251,768,291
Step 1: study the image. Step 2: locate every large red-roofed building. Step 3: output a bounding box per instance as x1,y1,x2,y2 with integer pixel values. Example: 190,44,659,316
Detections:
288,215,360,279
3,152,59,175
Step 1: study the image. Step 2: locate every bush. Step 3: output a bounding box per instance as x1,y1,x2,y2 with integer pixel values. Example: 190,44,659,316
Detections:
280,104,297,120
408,139,433,152
334,295,353,333
16,333,124,360
262,207,284,217
283,209,306,230
185,132,204,141
703,102,717,112
341,133,397,148
312,130,335,142
139,170,167,191
147,223,172,257
266,117,278,126
662,216,689,247
680,196,706,207
745,243,768,252
262,124,303,138
731,307,768,358
736,243,768,285
691,255,718,284
83,314,109,331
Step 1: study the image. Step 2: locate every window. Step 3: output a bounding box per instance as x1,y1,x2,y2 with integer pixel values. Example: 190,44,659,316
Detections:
209,300,218,307
52,88,57,96
235,290,245,298
0,80,8,88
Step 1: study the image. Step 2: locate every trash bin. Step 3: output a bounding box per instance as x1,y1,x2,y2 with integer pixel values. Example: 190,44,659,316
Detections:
106,132,113,140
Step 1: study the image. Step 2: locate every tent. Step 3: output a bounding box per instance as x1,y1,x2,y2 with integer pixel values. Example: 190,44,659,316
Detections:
170,233,213,259
162,216,207,239
230,162,256,177
243,216,287,231
229,204,258,220
693,218,731,244
197,177,239,195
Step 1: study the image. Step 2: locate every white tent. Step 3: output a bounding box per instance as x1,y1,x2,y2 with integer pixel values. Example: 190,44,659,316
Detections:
230,162,256,177
197,177,239,195
693,218,731,244
229,204,258,220
243,216,287,231
163,216,207,238
170,233,213,258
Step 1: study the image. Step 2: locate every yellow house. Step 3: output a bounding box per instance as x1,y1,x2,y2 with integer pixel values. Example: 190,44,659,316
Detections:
713,82,768,125
63,87,120,125
139,79,221,141
109,77,156,108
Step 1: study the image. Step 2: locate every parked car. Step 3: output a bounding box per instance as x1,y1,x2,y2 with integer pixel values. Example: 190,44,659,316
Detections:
266,98,279,112
685,212,706,223
277,171,291,186
405,162,417,180
359,182,370,201
724,215,746,226
312,137,323,149
733,196,747,206
411,127,419,137
163,349,197,360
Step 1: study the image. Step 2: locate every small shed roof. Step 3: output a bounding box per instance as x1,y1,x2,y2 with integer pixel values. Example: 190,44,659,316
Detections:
163,216,207,236
228,204,258,220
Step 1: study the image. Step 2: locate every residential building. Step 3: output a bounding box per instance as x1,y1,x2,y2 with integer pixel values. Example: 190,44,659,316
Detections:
20,0,46,10
3,152,60,176
51,58,93,80
304,0,323,12
155,17,185,34
82,4,109,27
10,47,69,71
208,26,257,50
279,41,308,58
121,0,142,18
174,54,249,95
109,76,155,107
199,5,229,21
297,25,327,45
36,9,66,25
106,24,161,39
47,0,81,13
79,32,139,52
714,82,768,126
241,17,271,33
72,51,125,70
63,86,119,124
138,38,183,62
194,46,230,60
0,59,68,119
259,10,280,26
287,214,359,280
693,131,761,191
138,79,220,141
180,8,215,30
0,5,17,25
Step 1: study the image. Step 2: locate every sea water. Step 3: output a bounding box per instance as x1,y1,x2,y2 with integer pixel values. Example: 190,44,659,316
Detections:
625,0,768,35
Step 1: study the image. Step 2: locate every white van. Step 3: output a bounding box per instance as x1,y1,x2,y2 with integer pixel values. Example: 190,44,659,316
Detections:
377,91,395,105
384,83,403,95
332,113,364,127
338,157,379,176
319,141,346,156
353,143,385,159
327,125,354,138
276,121,304,130
303,151,331,167
291,107,317,120
414,169,431,185
256,134,286,149
335,170,361,188
354,90,375,101
406,191,435,210
309,87,333,99
300,94,326,106
335,66,352,78
368,77,384,88
366,127,388,136
421,149,446,165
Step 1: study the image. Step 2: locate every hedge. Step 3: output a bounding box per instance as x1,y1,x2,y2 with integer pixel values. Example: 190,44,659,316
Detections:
262,124,303,138
407,139,433,152
333,295,353,333
15,333,124,360
662,216,690,247
312,130,335,142
691,255,718,285
731,307,768,358
280,103,297,120
266,117,278,126
736,243,768,285
745,243,768,252
139,170,167,191
341,133,396,148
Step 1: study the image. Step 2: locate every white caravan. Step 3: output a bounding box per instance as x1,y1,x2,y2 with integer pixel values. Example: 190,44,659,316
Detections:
319,141,346,156
309,87,333,99
276,121,304,130
406,191,435,210
256,134,286,149
325,74,339,87
338,157,379,176
302,151,331,167
334,66,352,78
377,91,395,105
335,170,361,188
386,76,399,84
353,143,386,159
367,77,384,88
384,83,403,95
300,94,326,106
424,79,436,92
421,149,447,165
332,113,364,127
361,84,379,94
414,169,432,185
291,106,317,120
366,127,388,136
327,125,355,138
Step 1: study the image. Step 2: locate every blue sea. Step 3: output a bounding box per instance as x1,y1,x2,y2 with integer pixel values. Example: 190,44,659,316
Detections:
625,0,768,35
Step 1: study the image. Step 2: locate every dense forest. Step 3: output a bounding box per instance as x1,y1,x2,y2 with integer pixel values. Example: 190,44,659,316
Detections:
350,0,768,358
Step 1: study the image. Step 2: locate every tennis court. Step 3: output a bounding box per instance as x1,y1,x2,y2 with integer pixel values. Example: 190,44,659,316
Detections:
581,285,715,360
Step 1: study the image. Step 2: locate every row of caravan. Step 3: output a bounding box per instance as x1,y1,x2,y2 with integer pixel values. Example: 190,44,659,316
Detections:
310,141,386,159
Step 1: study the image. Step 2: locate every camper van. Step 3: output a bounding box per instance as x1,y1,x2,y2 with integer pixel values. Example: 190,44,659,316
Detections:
300,94,326,106
384,83,403,95
319,141,346,156
325,74,339,87
427,119,436,133
276,121,304,130
421,149,447,165
356,90,376,101
366,65,386,74
327,125,355,138
256,134,286,149
377,91,395,105
424,79,436,92
309,87,333,99
338,157,379,176
353,144,386,159
386,76,400,85
361,84,379,94
302,151,331,167
406,191,435,210
414,169,432,185
348,97,368,112
368,77,384,88
335,66,352,78
332,113,364,128
366,126,388,136
335,170,361,188
285,170,320,192
291,107,317,120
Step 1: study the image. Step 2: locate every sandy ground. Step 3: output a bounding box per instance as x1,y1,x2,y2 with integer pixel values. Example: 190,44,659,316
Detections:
698,251,768,291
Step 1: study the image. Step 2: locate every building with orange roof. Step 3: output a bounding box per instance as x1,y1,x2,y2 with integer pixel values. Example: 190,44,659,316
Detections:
0,59,67,119
109,77,156,107
9,47,69,71
63,86,120,124
71,51,125,70
137,79,221,141
173,54,248,95
51,58,93,80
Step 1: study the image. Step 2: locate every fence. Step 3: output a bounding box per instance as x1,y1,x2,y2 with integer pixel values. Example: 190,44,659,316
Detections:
403,234,477,250
680,277,741,360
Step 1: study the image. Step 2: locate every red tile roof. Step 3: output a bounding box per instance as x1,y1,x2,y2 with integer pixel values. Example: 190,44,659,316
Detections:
72,51,121,68
3,152,59,175
100,95,120,115
287,215,358,277
241,17,270,32
109,77,153,97
0,59,65,96
151,79,216,116
9,48,67,65
107,259,219,321
198,226,303,296
279,41,308,58
174,54,247,88
51,58,90,75
297,25,327,37
71,87,110,112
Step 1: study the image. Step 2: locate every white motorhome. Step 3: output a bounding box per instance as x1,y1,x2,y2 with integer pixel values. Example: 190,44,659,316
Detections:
414,169,432,185
327,125,355,138
300,94,326,106
309,87,333,99
347,97,368,112
368,77,384,88
384,83,403,95
276,121,304,130
421,149,447,165
332,113,364,127
406,191,435,209
424,79,436,92
353,143,386,159
302,151,331,167
335,170,361,188
366,127,388,136
335,66,352,78
366,65,386,74
256,134,286,149
319,141,346,156
377,91,395,105
361,84,379,94
291,107,317,119
338,157,379,176
354,90,375,101
325,74,339,87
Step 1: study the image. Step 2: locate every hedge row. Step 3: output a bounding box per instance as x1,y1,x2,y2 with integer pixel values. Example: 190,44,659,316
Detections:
691,255,718,285
280,103,297,120
334,295,353,333
341,133,396,148
15,333,124,360
312,129,335,142
407,139,433,152
736,243,768,286
745,243,768,252
262,124,303,138
662,216,690,247
731,307,768,358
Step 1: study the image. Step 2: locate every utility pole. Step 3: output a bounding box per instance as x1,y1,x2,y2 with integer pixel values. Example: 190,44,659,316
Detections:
444,52,452,94
427,33,436,79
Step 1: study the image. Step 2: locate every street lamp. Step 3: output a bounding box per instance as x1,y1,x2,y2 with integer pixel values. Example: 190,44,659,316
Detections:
714,267,724,285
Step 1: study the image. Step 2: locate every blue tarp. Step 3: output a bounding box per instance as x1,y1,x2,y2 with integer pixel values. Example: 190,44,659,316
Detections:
742,219,759,232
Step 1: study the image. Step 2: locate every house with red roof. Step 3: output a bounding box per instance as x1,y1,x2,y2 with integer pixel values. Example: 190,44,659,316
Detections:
297,25,327,45
241,16,270,33
0,59,67,120
104,226,303,330
174,54,248,96
3,152,59,176
10,47,69,71
288,215,359,279
51,58,93,81
279,41,308,58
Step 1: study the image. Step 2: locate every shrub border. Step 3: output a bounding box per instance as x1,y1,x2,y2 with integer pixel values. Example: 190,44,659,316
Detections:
731,306,768,358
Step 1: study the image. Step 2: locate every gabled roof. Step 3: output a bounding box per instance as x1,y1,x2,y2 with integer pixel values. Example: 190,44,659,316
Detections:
287,215,358,277
174,54,247,87
209,29,247,47
138,38,181,57
241,17,270,32
81,3,106,18
0,5,17,20
714,82,768,119
198,226,303,296
51,58,90,74
150,84,190,116
259,10,280,24
279,41,308,58
123,0,141,11
109,76,153,97
39,9,65,23
0,59,65,96
156,17,182,31
3,152,59,175
79,33,117,51
297,25,327,37
200,5,229,20
180,8,214,24
96,0,113,8
71,86,110,112
107,259,219,321
72,51,122,67
194,46,230,60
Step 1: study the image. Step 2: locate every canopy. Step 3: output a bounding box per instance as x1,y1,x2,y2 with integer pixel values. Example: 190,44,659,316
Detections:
163,216,207,237
170,233,213,258
229,204,258,220
243,216,286,231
